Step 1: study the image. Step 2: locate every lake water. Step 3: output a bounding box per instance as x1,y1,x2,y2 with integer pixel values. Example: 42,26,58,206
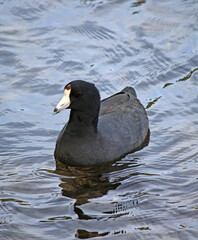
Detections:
0,0,198,239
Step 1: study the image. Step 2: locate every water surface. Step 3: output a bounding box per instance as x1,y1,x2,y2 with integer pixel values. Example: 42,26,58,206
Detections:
0,0,198,239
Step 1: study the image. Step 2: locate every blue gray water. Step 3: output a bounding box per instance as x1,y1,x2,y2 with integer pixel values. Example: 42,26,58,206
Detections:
0,0,198,239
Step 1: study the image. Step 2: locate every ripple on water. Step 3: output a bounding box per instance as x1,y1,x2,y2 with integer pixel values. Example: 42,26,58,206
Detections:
71,21,116,40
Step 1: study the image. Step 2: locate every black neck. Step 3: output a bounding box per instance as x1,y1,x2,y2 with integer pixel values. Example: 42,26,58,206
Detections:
66,108,99,136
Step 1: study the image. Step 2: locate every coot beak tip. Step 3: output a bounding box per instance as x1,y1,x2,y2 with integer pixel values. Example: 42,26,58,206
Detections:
53,108,59,115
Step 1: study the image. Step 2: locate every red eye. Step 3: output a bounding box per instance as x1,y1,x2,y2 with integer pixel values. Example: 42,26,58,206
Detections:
65,84,71,91
75,91,81,96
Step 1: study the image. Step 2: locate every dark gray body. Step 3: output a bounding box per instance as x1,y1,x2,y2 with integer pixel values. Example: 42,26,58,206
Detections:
54,87,149,166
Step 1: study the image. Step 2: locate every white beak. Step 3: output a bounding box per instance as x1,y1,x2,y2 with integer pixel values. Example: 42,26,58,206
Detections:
53,89,71,115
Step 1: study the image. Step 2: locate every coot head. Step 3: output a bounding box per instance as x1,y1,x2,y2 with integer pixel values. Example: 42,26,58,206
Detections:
53,80,101,132
53,80,100,114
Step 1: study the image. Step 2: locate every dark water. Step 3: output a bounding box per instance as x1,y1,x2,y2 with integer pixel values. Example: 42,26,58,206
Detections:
0,0,198,239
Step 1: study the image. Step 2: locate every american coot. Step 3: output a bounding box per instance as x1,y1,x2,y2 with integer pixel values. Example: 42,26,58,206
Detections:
53,80,149,166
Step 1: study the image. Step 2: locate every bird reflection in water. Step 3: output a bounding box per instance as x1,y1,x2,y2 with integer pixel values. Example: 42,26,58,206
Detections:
54,132,150,239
